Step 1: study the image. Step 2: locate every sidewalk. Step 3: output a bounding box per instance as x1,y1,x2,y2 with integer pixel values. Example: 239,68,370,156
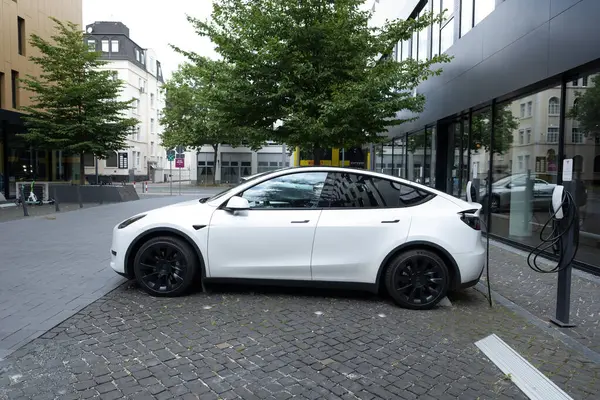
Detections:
482,240,600,359
0,196,197,360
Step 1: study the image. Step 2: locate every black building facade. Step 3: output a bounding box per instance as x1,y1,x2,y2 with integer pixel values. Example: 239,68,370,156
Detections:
378,0,600,272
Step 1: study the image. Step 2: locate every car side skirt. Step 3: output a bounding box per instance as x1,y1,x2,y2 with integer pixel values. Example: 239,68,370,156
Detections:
203,278,379,294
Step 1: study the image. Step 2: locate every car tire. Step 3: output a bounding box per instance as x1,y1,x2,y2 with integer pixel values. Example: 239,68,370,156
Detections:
133,236,198,297
384,249,450,310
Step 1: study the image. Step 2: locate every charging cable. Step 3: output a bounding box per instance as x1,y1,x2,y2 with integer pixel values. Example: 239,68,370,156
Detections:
527,190,579,273
479,214,493,308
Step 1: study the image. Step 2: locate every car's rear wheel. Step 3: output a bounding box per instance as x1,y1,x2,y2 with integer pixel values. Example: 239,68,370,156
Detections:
133,236,198,297
384,249,449,310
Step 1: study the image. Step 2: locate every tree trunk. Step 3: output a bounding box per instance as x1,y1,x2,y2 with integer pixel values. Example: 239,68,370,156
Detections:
312,146,321,167
79,153,86,185
212,144,219,185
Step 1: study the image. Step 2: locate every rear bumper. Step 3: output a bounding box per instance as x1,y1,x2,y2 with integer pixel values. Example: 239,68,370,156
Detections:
453,242,486,286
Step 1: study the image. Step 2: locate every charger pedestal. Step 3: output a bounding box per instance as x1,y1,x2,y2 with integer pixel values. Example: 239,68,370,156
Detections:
550,180,578,328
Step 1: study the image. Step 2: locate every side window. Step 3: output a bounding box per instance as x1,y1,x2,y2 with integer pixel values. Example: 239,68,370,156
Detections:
319,172,435,208
241,172,327,209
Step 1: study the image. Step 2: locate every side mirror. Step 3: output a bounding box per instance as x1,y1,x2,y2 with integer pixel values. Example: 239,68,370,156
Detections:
225,196,250,211
506,183,512,189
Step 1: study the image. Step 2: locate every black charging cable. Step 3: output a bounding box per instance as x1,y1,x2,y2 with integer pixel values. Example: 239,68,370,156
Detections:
527,190,579,274
478,214,493,307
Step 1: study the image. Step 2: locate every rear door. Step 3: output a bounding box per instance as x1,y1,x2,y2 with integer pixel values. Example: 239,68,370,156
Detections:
310,172,430,284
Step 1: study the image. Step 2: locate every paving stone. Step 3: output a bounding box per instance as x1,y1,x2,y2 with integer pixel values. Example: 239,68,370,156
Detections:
0,256,599,399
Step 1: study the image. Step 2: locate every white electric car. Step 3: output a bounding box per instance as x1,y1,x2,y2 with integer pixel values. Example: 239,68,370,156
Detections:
110,167,485,309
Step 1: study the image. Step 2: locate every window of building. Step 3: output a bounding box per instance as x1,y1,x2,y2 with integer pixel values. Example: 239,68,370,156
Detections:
101,40,109,52
150,118,154,134
526,128,532,144
241,172,327,209
0,72,4,109
136,151,141,167
572,128,584,144
460,0,473,37
11,70,18,109
401,40,410,61
150,142,155,156
17,17,25,56
572,79,579,86
582,76,588,87
519,130,524,144
474,0,495,26
140,51,145,64
111,40,119,53
520,104,525,118
412,31,418,61
440,17,455,53
135,48,140,62
547,127,559,143
418,4,429,62
527,101,533,117
548,97,560,115
87,40,96,51
105,152,118,168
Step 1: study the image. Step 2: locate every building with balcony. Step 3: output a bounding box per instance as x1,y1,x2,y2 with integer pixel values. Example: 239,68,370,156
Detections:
370,0,600,272
0,0,83,200
84,21,196,183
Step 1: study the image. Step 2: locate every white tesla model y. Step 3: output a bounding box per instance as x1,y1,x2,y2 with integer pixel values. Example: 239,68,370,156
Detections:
110,167,485,309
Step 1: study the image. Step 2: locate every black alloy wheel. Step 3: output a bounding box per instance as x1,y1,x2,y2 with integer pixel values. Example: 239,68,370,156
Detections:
385,249,449,310
133,236,198,297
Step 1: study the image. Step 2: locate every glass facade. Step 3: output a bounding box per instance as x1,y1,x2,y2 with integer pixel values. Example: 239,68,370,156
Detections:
380,68,600,271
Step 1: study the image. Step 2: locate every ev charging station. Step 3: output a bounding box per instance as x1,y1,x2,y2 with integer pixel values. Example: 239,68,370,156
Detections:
466,159,581,327
527,158,580,327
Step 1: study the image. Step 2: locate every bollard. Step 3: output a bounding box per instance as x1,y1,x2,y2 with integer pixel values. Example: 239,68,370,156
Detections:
77,184,83,208
21,185,29,217
54,186,60,212
145,181,148,193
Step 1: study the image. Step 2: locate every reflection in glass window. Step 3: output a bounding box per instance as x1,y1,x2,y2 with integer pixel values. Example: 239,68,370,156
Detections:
440,18,454,53
407,130,426,183
242,172,327,209
474,0,495,26
318,173,434,208
432,0,441,57
486,86,561,249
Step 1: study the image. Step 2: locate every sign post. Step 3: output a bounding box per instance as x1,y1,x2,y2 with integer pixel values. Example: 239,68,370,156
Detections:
175,157,184,196
167,149,175,196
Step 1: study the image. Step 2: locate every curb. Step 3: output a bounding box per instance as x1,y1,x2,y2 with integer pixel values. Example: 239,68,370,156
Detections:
0,203,17,209
474,282,600,364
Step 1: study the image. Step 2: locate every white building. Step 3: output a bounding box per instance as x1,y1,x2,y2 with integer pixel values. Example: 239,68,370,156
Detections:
84,21,196,183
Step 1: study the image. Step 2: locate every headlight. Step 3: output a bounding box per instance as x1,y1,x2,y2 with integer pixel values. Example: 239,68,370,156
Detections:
118,214,146,229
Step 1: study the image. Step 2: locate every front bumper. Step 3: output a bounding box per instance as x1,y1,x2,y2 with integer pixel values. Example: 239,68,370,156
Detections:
110,226,129,275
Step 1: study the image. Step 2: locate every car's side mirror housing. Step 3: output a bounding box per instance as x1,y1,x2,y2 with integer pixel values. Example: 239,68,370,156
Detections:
225,196,250,211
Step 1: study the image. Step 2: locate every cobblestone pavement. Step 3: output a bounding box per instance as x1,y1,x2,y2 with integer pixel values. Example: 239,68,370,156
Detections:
484,240,600,355
0,193,220,360
1,283,598,400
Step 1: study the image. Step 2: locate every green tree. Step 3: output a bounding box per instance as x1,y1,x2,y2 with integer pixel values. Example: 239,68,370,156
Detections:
569,74,600,136
160,61,244,184
181,0,452,164
19,18,138,184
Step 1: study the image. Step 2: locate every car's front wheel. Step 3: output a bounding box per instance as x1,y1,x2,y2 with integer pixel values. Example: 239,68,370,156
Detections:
133,236,198,297
384,249,449,310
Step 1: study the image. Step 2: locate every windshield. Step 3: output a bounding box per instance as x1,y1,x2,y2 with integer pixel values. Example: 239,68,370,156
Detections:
201,168,292,203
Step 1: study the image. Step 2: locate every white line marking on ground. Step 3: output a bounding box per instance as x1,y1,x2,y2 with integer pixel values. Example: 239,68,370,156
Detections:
475,333,573,400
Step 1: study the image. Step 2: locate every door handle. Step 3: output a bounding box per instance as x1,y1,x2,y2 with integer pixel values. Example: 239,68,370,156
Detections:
381,219,400,224
291,220,310,224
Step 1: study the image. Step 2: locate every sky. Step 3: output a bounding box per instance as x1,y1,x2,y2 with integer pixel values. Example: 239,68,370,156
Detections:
82,0,218,79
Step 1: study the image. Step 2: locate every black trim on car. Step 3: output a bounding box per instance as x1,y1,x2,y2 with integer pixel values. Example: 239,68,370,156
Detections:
203,277,378,293
192,225,206,230
124,227,207,280
375,241,463,291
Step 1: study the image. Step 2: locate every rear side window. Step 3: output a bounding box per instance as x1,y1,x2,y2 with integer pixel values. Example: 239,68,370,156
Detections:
318,172,435,208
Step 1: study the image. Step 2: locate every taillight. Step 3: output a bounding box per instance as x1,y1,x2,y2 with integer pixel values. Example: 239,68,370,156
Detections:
459,210,481,230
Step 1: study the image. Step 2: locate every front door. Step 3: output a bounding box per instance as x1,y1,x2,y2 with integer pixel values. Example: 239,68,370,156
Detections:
207,171,328,280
